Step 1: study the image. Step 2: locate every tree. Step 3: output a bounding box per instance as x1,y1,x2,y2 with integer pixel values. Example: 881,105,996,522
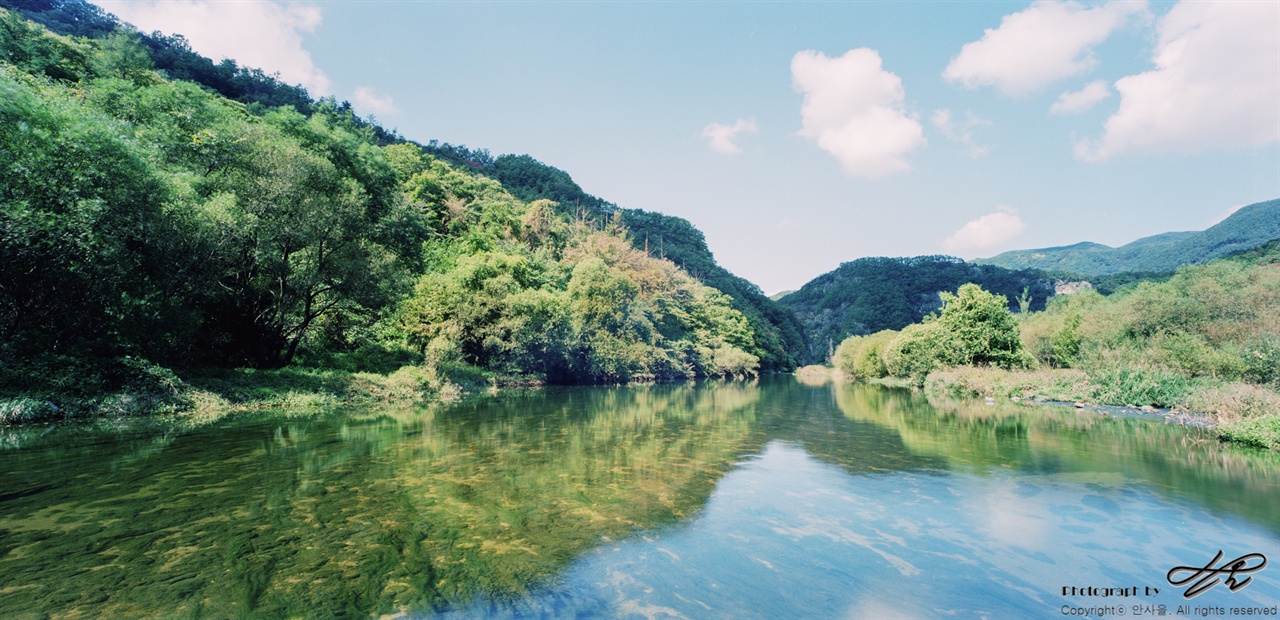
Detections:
937,283,1032,369
194,122,399,367
89,29,155,83
884,321,964,383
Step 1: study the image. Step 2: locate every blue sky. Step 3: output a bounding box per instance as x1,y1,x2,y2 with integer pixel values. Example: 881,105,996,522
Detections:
93,0,1280,294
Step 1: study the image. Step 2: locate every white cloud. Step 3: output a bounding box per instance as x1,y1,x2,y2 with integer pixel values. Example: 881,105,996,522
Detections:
791,48,925,178
701,119,758,155
353,86,397,117
942,207,1027,256
1075,1,1280,161
943,1,1147,96
1050,80,1111,114
93,0,331,95
931,108,993,157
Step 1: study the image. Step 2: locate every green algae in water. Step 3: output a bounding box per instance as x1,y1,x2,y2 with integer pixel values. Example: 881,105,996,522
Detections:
0,382,765,618
0,378,1277,618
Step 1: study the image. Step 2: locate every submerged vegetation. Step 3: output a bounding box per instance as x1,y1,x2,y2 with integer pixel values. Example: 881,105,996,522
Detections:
832,246,1280,449
1,379,1276,618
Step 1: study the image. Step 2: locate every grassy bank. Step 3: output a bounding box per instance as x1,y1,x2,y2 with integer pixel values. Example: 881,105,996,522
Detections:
923,366,1280,449
827,249,1280,451
0,356,513,426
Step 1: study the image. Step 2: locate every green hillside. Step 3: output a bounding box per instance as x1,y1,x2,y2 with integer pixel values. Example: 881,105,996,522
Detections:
778,256,1054,364
977,199,1280,274
428,152,808,370
0,3,780,420
9,0,809,373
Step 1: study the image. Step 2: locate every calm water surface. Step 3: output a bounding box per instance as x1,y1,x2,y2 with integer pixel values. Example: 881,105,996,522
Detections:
1,378,1277,618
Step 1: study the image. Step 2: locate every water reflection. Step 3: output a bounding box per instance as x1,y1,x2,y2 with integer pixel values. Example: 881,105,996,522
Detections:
830,383,1280,534
459,441,1277,619
0,378,1276,619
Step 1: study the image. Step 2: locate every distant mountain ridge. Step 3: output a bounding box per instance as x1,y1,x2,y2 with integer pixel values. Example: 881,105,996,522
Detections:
975,199,1280,275
778,256,1054,364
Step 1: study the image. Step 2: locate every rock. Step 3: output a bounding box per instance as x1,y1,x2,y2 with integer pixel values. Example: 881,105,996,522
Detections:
1011,396,1021,402
1140,405,1156,412
984,397,997,405
1074,402,1086,408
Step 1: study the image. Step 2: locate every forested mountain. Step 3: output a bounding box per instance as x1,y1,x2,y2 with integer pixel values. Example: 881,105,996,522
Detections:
779,256,1054,364
416,151,809,370
0,0,806,372
977,198,1280,274
0,4,773,398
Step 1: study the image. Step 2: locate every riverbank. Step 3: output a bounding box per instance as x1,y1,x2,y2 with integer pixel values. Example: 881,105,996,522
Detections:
0,359,519,426
924,366,1280,450
795,364,1280,450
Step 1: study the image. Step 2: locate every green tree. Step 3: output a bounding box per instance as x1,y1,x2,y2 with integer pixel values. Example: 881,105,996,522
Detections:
90,29,156,83
883,322,963,384
0,8,90,81
0,68,177,357
937,283,1033,369
1051,312,1083,368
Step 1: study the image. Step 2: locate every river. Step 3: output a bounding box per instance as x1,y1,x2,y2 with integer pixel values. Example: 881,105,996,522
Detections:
1,378,1277,618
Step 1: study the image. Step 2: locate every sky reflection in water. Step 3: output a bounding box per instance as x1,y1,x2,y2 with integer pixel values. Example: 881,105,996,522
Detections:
0,378,1277,618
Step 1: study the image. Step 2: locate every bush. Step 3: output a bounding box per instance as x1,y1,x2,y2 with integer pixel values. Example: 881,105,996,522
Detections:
1183,383,1280,423
884,322,964,384
0,398,61,424
937,284,1033,370
1050,313,1083,368
1151,332,1246,380
1218,416,1280,450
833,329,896,379
1088,365,1191,408
832,335,862,375
1236,335,1280,387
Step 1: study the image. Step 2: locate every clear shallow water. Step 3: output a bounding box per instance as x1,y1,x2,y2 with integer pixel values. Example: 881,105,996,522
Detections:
1,378,1277,618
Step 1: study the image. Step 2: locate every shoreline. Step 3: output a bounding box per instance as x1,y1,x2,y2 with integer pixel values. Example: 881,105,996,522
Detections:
793,364,1278,451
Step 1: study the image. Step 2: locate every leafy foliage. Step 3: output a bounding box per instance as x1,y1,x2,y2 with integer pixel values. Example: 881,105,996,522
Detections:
882,322,964,384
446,152,808,371
832,329,896,380
929,257,1280,421
780,255,1053,363
0,9,766,401
874,284,1031,384
935,284,1033,369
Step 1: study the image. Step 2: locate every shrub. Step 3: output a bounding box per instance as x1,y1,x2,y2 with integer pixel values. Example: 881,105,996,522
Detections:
832,329,896,379
1151,332,1246,380
1088,365,1191,408
1183,383,1280,424
937,284,1033,370
1050,313,1083,368
856,330,896,379
832,335,862,375
1218,416,1280,450
0,398,61,424
1235,335,1280,387
884,322,964,384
